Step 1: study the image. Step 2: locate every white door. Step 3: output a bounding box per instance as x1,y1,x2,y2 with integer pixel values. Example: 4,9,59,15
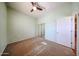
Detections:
56,16,74,48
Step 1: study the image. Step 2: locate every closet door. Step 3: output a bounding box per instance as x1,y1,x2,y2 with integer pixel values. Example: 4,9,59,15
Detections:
56,16,73,48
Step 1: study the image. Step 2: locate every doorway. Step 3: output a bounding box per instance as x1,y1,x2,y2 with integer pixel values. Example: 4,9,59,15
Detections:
38,23,45,38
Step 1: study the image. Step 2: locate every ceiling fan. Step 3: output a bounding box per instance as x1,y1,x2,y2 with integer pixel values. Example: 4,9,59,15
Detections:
30,2,45,12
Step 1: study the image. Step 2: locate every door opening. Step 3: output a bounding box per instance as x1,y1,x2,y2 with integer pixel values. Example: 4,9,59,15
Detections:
38,23,45,38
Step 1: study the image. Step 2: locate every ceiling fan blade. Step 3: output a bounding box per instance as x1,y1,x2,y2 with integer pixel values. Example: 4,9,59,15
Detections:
36,7,43,11
30,9,34,12
31,2,34,6
36,2,45,9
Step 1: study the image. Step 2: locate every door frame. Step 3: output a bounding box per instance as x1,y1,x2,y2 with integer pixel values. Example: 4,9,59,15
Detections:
74,14,77,55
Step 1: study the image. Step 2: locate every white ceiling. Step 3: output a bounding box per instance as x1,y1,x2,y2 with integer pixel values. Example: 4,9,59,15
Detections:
6,2,72,18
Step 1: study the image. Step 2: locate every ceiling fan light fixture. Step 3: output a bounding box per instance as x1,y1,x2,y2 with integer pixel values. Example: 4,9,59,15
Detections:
33,6,37,10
